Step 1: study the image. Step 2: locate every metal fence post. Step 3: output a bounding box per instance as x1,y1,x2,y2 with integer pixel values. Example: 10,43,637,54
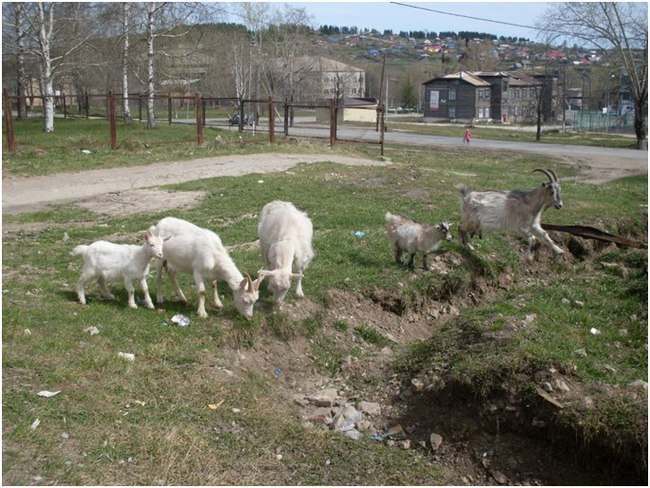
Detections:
108,91,117,150
3,88,16,152
379,104,385,157
329,99,336,147
268,97,275,143
195,92,203,145
284,102,289,136
84,91,89,119
168,94,172,125
238,99,245,132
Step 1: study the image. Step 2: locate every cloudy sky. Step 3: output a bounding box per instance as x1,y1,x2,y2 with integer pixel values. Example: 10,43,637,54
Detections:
287,1,551,40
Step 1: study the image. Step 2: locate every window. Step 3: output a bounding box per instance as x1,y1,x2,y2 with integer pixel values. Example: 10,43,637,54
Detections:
448,107,456,118
448,89,456,101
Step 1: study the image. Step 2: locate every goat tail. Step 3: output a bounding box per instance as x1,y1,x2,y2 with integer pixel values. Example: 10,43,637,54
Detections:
70,245,88,257
385,211,396,224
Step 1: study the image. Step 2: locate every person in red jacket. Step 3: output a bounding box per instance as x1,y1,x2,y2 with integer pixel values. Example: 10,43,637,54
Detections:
463,128,472,144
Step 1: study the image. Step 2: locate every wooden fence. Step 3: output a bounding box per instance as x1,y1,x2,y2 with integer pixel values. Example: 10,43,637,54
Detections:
3,90,386,155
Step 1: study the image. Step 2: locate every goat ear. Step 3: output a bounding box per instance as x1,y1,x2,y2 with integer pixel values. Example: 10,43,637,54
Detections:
163,235,172,242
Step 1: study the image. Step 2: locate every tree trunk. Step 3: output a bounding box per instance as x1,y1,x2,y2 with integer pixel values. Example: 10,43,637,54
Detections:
37,3,54,133
121,2,131,122
15,4,28,119
146,3,156,129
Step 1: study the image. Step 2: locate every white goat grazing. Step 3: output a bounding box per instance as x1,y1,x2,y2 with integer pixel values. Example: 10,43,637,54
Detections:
458,168,564,260
150,217,263,319
385,212,453,269
257,201,314,303
71,230,166,309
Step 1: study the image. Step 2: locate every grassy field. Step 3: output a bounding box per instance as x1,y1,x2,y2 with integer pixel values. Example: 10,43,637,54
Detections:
2,119,647,484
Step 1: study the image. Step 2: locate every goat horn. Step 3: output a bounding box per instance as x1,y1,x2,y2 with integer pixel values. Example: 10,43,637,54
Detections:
547,169,558,182
245,272,254,292
532,168,554,183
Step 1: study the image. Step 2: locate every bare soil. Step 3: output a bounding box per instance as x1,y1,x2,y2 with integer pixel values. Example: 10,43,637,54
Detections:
2,151,647,485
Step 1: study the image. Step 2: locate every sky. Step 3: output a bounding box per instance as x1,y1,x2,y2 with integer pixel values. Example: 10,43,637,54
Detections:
285,1,551,40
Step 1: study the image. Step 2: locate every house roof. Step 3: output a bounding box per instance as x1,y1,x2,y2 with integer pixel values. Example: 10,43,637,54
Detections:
442,71,491,87
285,56,364,74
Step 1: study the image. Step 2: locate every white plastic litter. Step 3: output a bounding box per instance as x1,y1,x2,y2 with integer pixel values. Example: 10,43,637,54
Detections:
590,328,601,335
118,352,135,362
171,314,191,327
30,418,40,431
37,390,61,398
83,326,100,335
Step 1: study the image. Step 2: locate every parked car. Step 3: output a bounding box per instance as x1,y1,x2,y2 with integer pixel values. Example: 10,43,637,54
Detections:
228,113,255,126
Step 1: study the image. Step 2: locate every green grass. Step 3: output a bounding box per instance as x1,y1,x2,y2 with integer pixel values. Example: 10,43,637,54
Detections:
2,118,327,177
2,127,647,484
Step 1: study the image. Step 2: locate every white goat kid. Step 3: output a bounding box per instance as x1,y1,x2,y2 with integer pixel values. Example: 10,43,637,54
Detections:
71,230,166,309
458,168,564,260
385,212,453,269
151,217,263,319
258,201,314,303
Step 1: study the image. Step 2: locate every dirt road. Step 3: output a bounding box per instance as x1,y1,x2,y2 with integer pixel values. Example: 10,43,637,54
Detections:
2,148,647,215
2,153,388,215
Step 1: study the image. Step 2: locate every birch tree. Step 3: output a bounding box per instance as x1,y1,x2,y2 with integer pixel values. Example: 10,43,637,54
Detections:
136,2,207,129
12,2,96,132
121,2,132,121
537,2,648,149
2,3,29,119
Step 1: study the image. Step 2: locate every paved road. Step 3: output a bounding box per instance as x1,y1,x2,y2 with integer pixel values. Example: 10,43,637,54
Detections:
3,125,647,215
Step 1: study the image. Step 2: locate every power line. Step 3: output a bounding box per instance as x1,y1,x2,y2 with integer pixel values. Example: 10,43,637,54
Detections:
389,2,557,36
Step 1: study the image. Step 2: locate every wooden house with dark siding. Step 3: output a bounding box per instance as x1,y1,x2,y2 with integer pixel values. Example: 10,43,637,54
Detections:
422,71,491,123
423,70,555,124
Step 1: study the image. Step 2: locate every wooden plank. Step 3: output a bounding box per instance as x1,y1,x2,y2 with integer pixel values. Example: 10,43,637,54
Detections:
542,223,646,248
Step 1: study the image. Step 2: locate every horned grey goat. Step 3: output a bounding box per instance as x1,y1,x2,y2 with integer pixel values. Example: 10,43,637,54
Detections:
150,217,264,319
71,230,167,309
385,212,452,269
258,201,314,303
457,168,564,260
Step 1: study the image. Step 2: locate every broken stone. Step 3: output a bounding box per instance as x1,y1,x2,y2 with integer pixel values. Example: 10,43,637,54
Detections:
572,300,585,309
401,439,411,450
491,470,509,484
344,429,362,440
553,379,570,392
573,348,588,358
410,378,425,392
340,405,359,419
306,388,338,407
305,407,332,424
358,401,381,416
531,418,547,428
628,380,648,392
540,382,553,392
523,313,537,326
429,433,443,451
356,420,372,432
